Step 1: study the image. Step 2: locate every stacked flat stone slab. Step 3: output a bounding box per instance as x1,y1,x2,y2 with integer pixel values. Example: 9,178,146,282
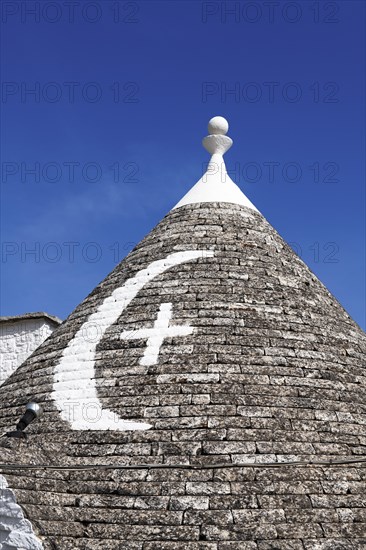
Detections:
0,118,365,549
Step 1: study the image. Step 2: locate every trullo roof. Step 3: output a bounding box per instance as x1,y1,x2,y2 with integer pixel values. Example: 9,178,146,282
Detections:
0,117,365,550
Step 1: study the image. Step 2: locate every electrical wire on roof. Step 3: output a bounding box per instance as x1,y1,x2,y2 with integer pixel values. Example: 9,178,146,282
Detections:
0,456,365,472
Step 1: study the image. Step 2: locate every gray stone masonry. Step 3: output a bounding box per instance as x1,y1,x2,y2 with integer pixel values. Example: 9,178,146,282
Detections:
0,203,365,548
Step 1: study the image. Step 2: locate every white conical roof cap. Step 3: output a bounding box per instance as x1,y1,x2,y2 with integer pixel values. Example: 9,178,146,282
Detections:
173,116,259,212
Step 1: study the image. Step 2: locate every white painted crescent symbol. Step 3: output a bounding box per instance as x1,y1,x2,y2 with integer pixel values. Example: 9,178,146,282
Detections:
52,250,214,430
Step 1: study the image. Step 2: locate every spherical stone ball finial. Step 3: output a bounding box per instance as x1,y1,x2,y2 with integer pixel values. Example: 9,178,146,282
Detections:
208,116,229,136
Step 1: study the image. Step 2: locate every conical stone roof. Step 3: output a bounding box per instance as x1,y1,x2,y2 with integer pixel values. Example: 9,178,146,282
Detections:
0,117,365,550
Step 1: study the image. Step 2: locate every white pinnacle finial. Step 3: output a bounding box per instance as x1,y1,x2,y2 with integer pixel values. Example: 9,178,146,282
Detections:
203,116,233,156
172,115,259,212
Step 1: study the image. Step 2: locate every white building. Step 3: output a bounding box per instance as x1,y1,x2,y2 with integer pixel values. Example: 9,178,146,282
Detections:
0,312,61,387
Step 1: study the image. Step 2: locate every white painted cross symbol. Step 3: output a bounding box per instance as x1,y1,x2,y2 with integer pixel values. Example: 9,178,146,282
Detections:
120,302,193,366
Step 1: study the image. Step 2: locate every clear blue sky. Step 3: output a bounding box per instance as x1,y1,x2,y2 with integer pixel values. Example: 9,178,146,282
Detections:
1,0,365,330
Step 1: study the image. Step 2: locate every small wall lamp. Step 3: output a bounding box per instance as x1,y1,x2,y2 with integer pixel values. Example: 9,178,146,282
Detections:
6,403,43,439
